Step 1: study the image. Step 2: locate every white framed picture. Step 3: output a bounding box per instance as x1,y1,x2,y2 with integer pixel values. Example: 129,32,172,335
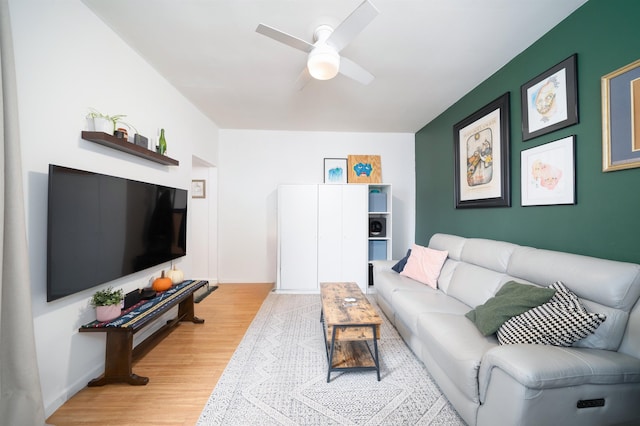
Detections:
521,135,575,206
323,158,347,183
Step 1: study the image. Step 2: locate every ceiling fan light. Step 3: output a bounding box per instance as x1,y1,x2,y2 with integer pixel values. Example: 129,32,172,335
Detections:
307,46,340,80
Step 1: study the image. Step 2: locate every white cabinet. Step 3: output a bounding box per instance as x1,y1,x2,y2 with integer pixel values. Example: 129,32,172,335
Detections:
277,184,368,292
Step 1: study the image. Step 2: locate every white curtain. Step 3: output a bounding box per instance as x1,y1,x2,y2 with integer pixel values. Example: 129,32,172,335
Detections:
0,0,47,424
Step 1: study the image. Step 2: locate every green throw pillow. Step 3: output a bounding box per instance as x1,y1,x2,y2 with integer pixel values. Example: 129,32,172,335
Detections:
465,281,556,336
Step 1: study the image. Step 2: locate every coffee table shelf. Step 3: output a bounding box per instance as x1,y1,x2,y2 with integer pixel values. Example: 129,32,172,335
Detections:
320,282,382,382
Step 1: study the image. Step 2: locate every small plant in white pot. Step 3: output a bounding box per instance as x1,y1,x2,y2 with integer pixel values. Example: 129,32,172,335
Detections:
90,286,124,322
86,108,119,134
86,108,137,137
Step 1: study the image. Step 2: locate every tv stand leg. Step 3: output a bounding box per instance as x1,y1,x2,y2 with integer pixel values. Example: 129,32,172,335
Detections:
87,330,149,386
179,293,205,324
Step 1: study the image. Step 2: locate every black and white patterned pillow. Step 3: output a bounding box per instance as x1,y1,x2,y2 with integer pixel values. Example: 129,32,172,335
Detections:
497,281,606,346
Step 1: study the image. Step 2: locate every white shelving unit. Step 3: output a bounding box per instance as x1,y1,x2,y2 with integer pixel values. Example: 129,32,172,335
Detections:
367,184,392,261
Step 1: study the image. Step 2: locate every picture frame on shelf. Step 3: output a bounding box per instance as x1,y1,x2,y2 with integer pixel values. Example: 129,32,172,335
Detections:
601,58,640,172
323,158,348,183
521,135,575,206
347,154,382,183
453,92,511,209
191,179,206,199
521,54,578,141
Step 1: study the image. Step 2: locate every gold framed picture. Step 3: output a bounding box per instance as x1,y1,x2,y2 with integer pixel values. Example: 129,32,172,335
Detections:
602,58,640,171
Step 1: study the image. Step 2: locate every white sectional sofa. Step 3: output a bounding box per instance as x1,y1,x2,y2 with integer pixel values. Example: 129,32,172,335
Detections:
371,233,640,426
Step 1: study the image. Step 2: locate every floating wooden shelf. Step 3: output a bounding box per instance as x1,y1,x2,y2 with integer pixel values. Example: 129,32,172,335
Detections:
81,131,179,166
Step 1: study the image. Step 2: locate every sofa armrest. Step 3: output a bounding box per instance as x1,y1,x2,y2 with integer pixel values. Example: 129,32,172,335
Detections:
478,344,640,402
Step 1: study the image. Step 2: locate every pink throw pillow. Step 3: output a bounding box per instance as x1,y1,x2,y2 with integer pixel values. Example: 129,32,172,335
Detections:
400,244,448,289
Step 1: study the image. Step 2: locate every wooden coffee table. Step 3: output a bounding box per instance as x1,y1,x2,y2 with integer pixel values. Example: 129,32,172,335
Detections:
320,282,382,382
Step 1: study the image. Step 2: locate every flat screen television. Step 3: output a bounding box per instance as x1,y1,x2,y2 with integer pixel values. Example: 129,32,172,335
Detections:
47,164,187,302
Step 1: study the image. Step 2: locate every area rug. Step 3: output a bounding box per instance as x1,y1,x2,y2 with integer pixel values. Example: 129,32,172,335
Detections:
197,292,465,425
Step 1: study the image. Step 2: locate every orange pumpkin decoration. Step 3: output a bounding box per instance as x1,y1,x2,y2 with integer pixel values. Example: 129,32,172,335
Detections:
152,270,172,292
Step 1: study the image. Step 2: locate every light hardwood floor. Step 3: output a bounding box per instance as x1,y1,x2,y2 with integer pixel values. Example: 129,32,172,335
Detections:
46,283,274,426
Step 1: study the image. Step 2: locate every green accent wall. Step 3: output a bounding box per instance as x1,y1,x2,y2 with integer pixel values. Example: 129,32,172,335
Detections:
415,0,640,263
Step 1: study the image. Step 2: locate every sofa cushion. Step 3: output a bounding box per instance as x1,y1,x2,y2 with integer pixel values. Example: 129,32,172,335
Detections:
446,263,515,308
373,263,434,309
507,246,640,350
497,281,606,346
434,258,460,294
428,233,467,261
392,290,470,336
466,281,556,336
391,249,411,273
400,244,448,289
460,238,517,273
417,312,498,403
573,299,626,350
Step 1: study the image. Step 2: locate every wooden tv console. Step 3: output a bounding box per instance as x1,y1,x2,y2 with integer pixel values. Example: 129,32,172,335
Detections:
79,280,207,386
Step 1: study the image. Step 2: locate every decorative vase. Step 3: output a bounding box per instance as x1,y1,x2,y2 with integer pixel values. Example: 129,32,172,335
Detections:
96,304,122,322
158,128,167,155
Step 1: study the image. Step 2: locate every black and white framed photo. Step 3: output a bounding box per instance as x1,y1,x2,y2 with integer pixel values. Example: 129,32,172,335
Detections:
323,158,348,183
521,54,578,141
521,135,575,206
453,92,511,209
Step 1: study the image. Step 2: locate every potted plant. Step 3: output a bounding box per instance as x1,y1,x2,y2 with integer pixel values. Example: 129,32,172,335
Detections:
90,286,124,322
86,108,118,134
86,108,138,138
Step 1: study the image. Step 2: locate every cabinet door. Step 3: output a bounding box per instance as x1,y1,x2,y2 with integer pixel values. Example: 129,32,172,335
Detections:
317,185,343,284
277,185,318,291
341,185,368,291
317,185,368,291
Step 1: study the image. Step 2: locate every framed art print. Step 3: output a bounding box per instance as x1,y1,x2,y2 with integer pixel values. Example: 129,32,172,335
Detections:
602,58,640,172
191,179,206,198
521,54,578,141
323,158,347,183
347,155,382,183
521,135,575,206
453,92,511,209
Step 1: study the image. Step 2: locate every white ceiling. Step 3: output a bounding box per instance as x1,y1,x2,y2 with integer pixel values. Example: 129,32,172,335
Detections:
82,0,587,133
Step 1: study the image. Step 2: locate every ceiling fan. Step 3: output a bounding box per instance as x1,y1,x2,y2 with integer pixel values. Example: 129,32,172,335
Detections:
256,0,379,89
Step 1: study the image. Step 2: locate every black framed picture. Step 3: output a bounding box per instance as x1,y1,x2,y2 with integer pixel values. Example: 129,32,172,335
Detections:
453,92,511,209
521,54,578,141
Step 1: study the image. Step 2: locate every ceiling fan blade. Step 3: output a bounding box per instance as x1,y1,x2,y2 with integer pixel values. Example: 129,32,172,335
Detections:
294,67,312,91
327,0,379,52
256,23,314,53
339,57,374,85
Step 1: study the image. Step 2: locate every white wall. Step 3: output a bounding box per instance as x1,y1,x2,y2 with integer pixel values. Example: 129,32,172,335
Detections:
218,129,415,283
9,0,416,417
190,157,218,283
9,0,219,416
